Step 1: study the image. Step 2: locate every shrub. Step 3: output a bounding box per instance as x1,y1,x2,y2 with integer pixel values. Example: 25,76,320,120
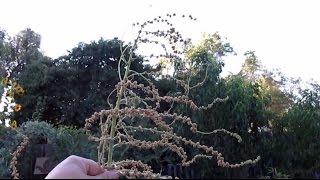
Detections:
3,121,95,179
0,126,18,179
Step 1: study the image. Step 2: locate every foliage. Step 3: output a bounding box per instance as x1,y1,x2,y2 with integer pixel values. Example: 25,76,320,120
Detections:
17,121,57,143
240,51,261,81
0,121,97,179
0,126,18,178
54,125,97,161
0,28,45,80
13,38,149,127
259,167,290,179
271,83,320,178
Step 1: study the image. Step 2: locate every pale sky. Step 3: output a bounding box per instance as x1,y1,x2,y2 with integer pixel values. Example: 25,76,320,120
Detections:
1,0,320,83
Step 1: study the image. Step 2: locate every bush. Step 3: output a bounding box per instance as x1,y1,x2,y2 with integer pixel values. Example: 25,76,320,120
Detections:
0,127,18,179
1,121,96,179
54,125,97,161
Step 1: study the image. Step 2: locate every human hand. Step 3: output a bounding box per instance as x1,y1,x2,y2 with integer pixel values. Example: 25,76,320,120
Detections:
45,155,119,179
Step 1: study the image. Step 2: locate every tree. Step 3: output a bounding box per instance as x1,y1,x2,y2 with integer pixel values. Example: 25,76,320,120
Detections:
14,59,67,125
15,38,149,127
272,81,320,178
259,70,292,117
0,28,8,78
239,51,292,118
0,28,43,80
240,51,261,81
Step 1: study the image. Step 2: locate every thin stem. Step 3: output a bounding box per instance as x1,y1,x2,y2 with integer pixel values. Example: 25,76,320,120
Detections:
106,30,142,166
196,129,242,143
107,50,134,167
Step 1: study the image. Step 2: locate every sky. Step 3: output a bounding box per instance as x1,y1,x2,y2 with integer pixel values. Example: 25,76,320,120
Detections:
0,0,320,83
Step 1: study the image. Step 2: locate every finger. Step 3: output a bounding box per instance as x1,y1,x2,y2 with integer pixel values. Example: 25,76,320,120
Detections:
86,170,119,179
78,157,104,176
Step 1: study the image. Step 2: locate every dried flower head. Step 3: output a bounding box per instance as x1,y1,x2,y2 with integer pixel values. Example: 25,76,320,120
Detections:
2,77,10,86
10,134,29,179
12,81,18,88
84,13,260,179
14,104,22,112
6,91,14,98
16,86,25,95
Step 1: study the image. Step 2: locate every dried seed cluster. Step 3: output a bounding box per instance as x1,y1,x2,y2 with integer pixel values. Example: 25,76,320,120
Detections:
131,13,194,62
83,13,260,179
9,134,29,179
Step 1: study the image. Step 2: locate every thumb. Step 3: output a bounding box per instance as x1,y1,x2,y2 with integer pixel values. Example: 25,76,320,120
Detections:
87,170,119,179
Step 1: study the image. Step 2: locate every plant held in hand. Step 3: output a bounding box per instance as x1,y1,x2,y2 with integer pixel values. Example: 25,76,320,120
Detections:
84,13,260,179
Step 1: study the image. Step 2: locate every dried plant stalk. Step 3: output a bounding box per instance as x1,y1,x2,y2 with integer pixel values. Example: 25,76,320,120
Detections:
9,134,29,179
84,13,261,179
